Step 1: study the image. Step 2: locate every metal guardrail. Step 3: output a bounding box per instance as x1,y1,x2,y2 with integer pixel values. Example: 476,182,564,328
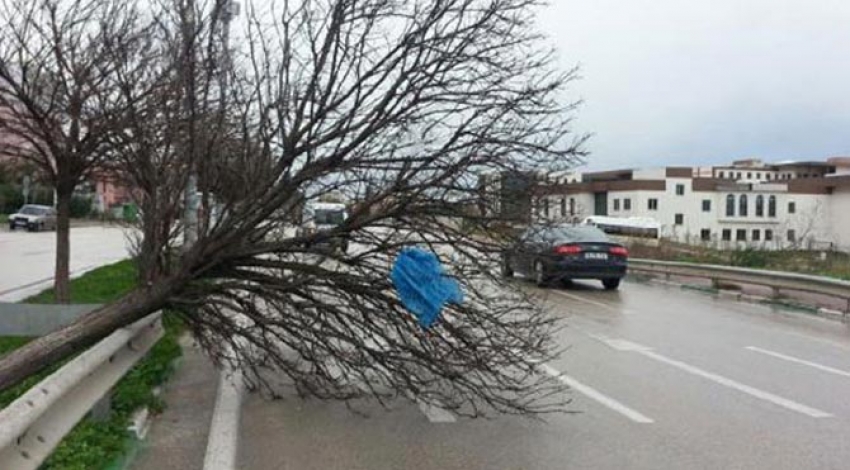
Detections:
628,258,850,314
0,312,163,470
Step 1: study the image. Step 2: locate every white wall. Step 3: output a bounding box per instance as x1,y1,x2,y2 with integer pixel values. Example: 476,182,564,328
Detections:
539,172,850,252
828,188,850,251
632,168,666,180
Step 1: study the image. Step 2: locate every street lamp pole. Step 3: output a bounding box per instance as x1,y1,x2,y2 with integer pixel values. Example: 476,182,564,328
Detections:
182,0,199,249
182,0,238,249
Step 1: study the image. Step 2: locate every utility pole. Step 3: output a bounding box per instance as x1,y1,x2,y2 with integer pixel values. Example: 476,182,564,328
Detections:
182,0,199,249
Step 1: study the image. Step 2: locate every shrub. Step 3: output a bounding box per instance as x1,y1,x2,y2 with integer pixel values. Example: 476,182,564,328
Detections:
730,248,769,269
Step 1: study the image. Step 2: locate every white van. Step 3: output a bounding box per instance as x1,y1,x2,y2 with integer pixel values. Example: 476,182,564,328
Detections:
301,202,349,253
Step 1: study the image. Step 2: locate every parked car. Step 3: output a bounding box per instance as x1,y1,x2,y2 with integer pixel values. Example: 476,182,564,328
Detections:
8,204,58,232
502,224,628,290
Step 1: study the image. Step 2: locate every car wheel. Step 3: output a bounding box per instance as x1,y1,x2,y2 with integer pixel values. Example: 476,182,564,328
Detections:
560,278,574,288
534,260,548,288
501,255,514,278
602,278,621,290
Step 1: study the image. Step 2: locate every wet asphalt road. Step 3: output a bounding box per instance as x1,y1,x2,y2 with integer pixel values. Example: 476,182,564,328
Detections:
238,278,850,470
0,226,132,301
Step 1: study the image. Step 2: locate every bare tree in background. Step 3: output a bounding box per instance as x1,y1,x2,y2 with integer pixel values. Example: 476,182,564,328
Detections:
0,0,148,302
0,0,587,416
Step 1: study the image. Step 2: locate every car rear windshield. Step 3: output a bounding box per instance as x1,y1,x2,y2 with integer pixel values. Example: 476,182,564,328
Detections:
547,226,611,243
19,205,49,215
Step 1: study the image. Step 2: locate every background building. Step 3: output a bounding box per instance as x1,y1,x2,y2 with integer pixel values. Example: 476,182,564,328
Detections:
535,157,850,251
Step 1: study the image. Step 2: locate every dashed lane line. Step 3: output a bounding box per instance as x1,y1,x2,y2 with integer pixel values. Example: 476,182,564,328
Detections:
539,364,654,424
746,346,850,379
589,335,832,419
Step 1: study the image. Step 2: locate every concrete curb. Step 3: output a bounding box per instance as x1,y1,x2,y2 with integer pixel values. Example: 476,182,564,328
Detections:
641,276,848,323
818,307,847,321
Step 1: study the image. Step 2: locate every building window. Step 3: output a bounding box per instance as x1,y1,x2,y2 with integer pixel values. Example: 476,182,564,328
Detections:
613,199,620,211
747,172,752,179
676,184,685,195
756,172,761,179
755,195,764,217
768,195,776,217
674,213,684,225
737,172,742,179
788,201,796,214
718,171,725,178
752,229,761,241
726,194,735,216
624,198,631,211
765,229,773,241
766,174,771,181
702,199,711,212
722,229,732,241
569,198,576,216
648,198,658,211
787,229,796,243
739,194,748,217
736,229,747,241
700,229,711,241
560,198,566,217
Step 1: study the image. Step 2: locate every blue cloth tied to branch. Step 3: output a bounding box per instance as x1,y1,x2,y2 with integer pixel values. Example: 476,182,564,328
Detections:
391,248,464,329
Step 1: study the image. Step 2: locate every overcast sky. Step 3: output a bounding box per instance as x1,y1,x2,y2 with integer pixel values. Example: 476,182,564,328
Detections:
535,0,850,171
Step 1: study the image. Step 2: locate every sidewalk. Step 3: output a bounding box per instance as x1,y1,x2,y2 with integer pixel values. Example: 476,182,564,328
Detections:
129,336,219,470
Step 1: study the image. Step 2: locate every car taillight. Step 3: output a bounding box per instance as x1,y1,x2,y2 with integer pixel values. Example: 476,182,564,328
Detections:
554,244,582,255
609,246,629,257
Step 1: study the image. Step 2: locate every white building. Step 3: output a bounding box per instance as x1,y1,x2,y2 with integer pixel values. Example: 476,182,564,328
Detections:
535,157,850,251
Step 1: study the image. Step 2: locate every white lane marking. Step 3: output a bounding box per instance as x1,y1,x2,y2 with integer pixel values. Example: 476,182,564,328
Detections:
203,368,244,470
587,334,651,352
745,346,850,378
637,349,832,418
369,351,458,424
550,290,617,311
591,336,832,418
549,289,635,315
539,364,654,424
417,400,457,423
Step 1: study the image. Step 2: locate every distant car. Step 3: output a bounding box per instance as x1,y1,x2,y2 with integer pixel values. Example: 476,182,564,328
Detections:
299,202,349,254
502,225,628,290
8,204,58,232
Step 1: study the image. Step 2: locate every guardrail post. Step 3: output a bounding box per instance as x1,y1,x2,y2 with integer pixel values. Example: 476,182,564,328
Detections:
89,395,112,422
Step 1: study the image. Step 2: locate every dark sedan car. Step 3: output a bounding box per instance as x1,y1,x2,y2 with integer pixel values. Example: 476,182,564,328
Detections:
502,225,628,290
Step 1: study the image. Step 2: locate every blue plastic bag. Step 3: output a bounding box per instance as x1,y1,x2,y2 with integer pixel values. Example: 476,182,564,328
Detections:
391,248,464,329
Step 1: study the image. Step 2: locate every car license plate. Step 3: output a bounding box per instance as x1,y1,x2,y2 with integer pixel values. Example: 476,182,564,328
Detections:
585,252,608,260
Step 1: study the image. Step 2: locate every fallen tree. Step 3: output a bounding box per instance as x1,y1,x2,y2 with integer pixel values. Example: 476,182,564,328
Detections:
0,0,586,416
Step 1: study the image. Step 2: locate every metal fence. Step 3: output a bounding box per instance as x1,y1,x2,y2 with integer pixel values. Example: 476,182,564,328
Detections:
628,258,850,314
0,312,162,470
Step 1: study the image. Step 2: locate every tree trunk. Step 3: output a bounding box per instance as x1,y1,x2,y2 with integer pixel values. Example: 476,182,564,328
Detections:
54,189,72,303
0,277,181,392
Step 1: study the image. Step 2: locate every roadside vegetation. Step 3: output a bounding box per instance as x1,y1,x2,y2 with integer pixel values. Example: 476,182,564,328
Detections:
25,260,138,304
0,259,183,469
628,240,850,281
